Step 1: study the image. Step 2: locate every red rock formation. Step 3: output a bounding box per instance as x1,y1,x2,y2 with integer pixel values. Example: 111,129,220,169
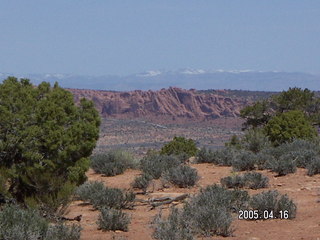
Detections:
68,87,251,123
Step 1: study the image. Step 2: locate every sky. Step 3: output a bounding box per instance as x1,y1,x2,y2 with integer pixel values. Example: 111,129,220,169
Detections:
0,0,319,76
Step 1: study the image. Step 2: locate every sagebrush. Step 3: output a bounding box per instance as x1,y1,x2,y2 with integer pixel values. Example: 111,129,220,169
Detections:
91,150,135,176
163,165,199,188
76,181,135,209
97,208,131,232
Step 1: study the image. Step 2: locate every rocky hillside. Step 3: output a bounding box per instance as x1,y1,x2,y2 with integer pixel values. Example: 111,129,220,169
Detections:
69,87,251,123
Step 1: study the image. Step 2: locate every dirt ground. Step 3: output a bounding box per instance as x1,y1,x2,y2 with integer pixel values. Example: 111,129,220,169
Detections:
65,164,320,240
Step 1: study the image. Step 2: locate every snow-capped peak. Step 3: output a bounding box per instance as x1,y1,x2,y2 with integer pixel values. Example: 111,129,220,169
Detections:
181,69,206,75
137,70,162,77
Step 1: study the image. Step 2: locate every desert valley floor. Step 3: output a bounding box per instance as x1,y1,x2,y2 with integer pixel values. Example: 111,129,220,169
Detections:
66,163,320,240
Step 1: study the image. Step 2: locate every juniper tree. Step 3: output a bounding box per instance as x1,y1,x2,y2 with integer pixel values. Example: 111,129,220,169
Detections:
0,77,100,210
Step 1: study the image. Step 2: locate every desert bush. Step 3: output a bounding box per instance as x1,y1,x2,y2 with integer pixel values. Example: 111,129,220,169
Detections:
153,208,194,240
140,154,180,179
241,128,271,153
232,151,256,171
182,185,249,236
196,147,235,166
268,154,297,176
131,174,152,193
242,172,268,189
250,190,297,219
163,165,199,188
291,149,318,168
221,172,269,190
153,184,249,238
191,185,250,215
242,172,269,189
160,136,198,158
196,147,214,163
45,222,81,240
307,157,320,176
97,208,130,232
220,175,245,189
0,204,48,240
75,181,135,209
91,150,135,176
0,204,82,240
183,203,232,237
225,135,242,149
228,189,251,212
174,152,190,163
255,151,274,170
257,139,319,171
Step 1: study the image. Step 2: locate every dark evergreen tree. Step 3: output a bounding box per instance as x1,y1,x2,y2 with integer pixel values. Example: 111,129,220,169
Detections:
0,77,100,210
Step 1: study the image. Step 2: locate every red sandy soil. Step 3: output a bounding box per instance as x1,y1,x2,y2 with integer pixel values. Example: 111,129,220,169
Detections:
65,165,320,240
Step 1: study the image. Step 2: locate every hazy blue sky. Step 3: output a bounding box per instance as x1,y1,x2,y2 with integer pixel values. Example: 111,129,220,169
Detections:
1,0,319,76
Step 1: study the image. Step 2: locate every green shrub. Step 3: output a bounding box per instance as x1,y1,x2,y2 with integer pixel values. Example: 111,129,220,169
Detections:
0,78,100,209
264,110,318,146
97,208,130,232
0,204,48,240
0,170,11,200
45,222,81,240
232,151,256,171
67,157,90,185
153,208,194,240
75,181,135,209
140,154,180,179
163,165,199,188
160,136,198,157
91,150,135,176
268,154,297,176
131,174,152,193
307,157,320,176
37,181,77,218
250,190,297,219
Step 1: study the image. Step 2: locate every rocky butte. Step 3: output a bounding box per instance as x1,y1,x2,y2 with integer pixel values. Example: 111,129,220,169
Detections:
68,87,251,123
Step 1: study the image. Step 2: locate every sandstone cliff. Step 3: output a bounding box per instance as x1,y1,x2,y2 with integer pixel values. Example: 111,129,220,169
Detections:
68,87,251,123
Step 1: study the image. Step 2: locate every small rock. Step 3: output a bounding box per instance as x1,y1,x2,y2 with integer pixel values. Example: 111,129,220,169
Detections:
277,183,283,186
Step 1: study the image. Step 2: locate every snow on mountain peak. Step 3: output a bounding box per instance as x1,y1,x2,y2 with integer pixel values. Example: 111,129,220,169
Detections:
137,70,162,77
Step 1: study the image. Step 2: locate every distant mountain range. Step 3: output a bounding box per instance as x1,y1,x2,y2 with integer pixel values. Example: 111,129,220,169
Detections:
0,69,319,91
